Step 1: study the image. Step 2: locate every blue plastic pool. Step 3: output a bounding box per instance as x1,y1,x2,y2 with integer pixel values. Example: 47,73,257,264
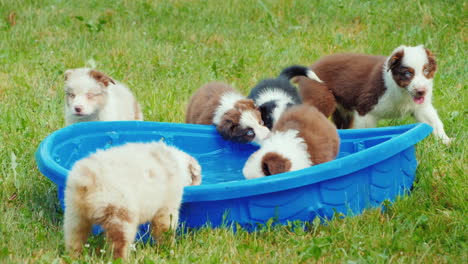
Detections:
36,121,432,234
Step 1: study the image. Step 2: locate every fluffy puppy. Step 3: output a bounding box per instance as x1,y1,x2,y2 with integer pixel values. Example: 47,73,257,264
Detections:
243,105,339,179
64,142,202,260
307,45,451,144
186,81,270,144
247,69,304,129
64,68,143,126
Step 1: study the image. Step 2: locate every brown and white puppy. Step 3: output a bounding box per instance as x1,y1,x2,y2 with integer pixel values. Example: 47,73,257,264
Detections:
186,81,270,144
64,142,202,260
307,45,451,144
243,105,339,179
64,68,143,126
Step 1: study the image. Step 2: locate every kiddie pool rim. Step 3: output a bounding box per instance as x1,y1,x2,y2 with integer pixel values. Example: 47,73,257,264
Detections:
35,122,432,202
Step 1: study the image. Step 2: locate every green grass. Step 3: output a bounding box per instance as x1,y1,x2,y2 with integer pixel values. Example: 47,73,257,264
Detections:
0,0,466,263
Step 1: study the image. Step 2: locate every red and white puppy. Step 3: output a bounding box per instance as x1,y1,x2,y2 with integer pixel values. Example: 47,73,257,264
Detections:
307,45,451,144
243,105,339,179
64,68,143,126
186,82,270,144
64,141,202,260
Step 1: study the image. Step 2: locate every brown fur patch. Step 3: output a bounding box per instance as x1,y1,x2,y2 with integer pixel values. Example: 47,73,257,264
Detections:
185,82,236,124
295,76,336,117
103,222,127,259
97,205,132,224
89,70,116,87
424,48,437,79
388,50,415,88
273,105,340,165
261,152,292,176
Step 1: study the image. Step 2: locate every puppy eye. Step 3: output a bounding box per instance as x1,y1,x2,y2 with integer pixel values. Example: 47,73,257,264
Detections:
246,129,255,137
87,93,94,99
67,92,75,99
423,69,429,75
404,71,413,78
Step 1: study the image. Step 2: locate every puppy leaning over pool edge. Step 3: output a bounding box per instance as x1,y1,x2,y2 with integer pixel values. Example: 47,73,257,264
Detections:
186,81,270,144
64,68,143,126
243,105,339,179
63,141,202,260
298,45,451,144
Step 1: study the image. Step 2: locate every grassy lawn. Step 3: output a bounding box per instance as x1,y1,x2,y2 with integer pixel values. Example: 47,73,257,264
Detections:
0,0,466,263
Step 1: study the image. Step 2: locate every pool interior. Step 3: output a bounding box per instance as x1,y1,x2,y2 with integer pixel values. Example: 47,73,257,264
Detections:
51,131,395,185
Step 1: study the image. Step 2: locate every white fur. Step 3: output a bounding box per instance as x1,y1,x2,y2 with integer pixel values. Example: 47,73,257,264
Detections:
243,130,312,179
256,89,295,126
353,45,451,144
64,68,143,126
64,141,202,259
212,92,245,125
306,69,324,83
240,110,271,144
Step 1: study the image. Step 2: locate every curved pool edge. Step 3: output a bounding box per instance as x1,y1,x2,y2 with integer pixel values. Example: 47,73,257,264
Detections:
35,122,433,203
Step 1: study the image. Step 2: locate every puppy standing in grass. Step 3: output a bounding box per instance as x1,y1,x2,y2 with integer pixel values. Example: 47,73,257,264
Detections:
186,81,270,144
297,45,451,144
64,68,143,125
63,142,202,260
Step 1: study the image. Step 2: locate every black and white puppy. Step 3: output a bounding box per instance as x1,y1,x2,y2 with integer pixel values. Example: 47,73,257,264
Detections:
248,67,321,129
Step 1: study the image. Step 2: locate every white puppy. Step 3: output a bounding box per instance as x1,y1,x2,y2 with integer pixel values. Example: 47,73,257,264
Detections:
63,141,202,260
64,68,143,125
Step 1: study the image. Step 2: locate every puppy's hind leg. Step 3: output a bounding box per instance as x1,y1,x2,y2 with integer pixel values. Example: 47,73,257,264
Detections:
151,206,180,246
64,208,92,255
103,219,138,260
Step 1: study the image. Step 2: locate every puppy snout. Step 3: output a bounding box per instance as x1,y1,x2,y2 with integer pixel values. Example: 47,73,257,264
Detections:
74,106,83,113
415,87,427,97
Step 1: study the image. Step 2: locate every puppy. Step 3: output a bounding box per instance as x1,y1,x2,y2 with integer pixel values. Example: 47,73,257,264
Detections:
186,81,270,144
64,68,143,125
306,45,451,144
64,142,202,260
247,69,304,129
243,105,339,179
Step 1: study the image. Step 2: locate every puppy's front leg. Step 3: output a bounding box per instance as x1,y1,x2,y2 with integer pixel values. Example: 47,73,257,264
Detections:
352,112,377,129
414,104,451,145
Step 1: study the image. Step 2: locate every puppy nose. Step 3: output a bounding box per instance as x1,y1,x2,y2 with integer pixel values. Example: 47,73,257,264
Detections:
74,106,83,113
416,88,426,96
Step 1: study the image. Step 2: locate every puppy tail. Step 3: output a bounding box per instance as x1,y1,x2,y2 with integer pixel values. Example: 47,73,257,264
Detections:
279,65,323,83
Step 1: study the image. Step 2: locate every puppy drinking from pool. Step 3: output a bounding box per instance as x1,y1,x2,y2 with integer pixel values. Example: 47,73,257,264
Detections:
186,81,270,144
64,68,143,126
243,105,339,179
63,141,202,260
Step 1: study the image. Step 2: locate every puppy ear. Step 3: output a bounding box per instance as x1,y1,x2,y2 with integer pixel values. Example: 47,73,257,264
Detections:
89,70,116,87
187,157,202,186
216,109,239,140
424,48,437,73
64,69,73,81
261,152,291,176
388,49,404,72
